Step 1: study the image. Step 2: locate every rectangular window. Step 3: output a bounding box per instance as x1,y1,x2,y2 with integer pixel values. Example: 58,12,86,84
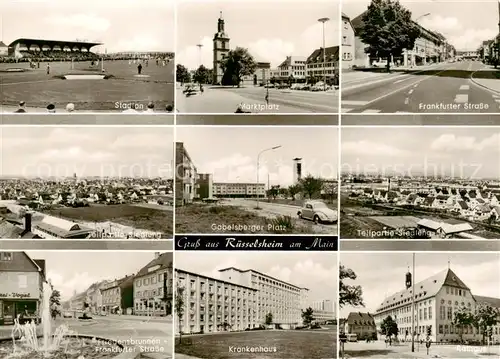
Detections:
428,307,432,319
447,307,452,320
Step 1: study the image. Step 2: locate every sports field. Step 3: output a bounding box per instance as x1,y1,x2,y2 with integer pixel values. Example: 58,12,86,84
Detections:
0,59,174,111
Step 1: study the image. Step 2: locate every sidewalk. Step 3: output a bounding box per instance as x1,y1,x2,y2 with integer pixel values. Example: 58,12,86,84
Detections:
470,65,500,94
174,354,203,359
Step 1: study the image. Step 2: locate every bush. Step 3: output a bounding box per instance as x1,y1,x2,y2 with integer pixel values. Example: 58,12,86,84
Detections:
267,215,294,233
208,206,226,214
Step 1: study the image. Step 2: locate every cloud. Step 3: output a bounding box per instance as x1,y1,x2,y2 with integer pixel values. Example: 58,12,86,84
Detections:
342,141,411,157
177,19,339,70
48,270,99,301
37,147,114,161
430,133,500,152
45,14,111,33
420,16,462,33
111,36,166,52
110,134,173,150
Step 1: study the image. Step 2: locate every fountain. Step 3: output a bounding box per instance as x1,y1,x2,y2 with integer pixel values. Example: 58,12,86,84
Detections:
0,282,127,358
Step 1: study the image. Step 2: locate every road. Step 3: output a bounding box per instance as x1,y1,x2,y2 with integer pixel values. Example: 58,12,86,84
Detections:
176,85,337,113
342,340,500,358
342,61,500,113
222,198,338,235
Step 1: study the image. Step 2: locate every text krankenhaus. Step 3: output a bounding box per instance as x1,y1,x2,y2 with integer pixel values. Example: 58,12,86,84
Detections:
0,292,31,299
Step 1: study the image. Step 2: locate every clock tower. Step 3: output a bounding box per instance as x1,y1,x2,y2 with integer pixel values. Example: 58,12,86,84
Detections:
213,11,230,85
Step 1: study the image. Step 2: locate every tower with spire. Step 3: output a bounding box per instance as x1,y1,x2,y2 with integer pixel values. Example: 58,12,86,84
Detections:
213,11,230,85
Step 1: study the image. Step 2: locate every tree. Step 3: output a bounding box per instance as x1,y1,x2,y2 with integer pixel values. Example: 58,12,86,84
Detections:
50,289,62,318
301,307,314,326
339,264,365,308
268,185,280,200
453,306,474,343
265,312,273,325
473,304,499,345
288,74,294,86
487,213,496,225
193,65,212,84
381,315,399,340
359,0,421,72
270,76,277,85
176,64,191,84
175,284,185,344
220,47,257,87
288,184,301,201
299,175,324,199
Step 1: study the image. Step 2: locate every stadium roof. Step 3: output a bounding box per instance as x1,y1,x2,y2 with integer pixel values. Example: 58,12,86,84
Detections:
8,38,102,49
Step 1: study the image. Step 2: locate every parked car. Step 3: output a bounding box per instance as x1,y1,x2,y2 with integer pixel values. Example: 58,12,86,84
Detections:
264,83,275,88
297,200,338,224
372,60,388,67
183,83,198,96
63,311,73,318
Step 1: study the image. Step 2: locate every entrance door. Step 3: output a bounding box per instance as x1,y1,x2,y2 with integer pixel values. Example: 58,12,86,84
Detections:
3,301,15,325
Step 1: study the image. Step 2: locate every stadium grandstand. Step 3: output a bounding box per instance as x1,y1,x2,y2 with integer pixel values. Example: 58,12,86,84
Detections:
32,215,95,239
1,38,102,63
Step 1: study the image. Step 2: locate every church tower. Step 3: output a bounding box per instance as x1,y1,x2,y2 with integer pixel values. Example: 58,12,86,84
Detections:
213,11,230,85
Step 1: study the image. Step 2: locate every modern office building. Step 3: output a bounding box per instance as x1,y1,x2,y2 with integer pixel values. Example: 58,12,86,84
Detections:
0,252,46,325
176,267,310,334
175,142,198,206
311,299,336,323
197,173,213,199
373,267,500,343
277,56,307,81
133,252,173,316
212,182,265,198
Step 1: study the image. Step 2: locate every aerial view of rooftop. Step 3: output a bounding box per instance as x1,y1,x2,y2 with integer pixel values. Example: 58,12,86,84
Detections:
0,126,174,239
0,0,174,113
340,127,500,239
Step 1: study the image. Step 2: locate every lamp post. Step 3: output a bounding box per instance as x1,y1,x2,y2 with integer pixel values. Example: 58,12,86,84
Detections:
411,253,416,352
415,13,431,66
318,18,330,92
256,146,282,209
196,44,203,67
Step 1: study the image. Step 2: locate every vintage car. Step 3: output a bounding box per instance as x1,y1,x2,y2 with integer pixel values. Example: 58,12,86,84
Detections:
297,200,338,224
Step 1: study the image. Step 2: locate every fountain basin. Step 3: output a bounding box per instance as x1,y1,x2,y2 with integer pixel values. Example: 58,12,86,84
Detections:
0,68,27,73
63,74,107,80
0,334,140,359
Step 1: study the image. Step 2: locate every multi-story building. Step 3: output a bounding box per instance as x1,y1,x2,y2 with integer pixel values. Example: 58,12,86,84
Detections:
176,269,258,334
312,300,336,323
134,252,173,316
175,142,198,206
345,312,377,340
341,13,356,69
276,56,307,82
0,252,46,325
101,275,134,314
197,173,213,199
176,267,310,334
219,267,309,328
212,182,265,198
373,267,500,343
306,46,338,84
86,280,110,314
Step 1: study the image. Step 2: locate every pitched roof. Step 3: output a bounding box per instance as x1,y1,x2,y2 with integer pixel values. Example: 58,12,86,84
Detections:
347,312,375,325
376,269,469,313
418,219,473,234
457,201,469,210
135,252,172,279
0,41,7,47
306,46,339,64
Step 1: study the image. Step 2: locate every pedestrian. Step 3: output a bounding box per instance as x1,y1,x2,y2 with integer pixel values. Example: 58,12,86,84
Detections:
14,101,26,113
138,63,142,75
145,102,155,113
166,105,173,112
46,63,50,75
199,83,204,94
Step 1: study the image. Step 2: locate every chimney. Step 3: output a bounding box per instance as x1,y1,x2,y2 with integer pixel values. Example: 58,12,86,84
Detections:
25,212,32,232
154,252,160,259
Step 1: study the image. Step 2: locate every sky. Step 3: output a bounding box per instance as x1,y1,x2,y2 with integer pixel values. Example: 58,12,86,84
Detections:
340,252,500,318
0,127,174,178
0,0,174,53
177,0,339,70
176,126,338,187
342,0,500,51
24,251,165,301
176,251,337,304
341,127,500,179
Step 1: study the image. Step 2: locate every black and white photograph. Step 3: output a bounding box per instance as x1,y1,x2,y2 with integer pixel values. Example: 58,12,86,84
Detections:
340,127,500,239
0,114,174,126
0,0,174,114
175,126,338,235
342,114,500,126
176,0,338,114
342,0,500,114
174,251,337,359
0,250,173,359
339,252,500,358
0,127,174,239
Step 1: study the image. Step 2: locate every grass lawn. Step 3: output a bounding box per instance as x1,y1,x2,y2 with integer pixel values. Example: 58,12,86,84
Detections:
175,204,312,234
45,204,173,237
176,330,336,359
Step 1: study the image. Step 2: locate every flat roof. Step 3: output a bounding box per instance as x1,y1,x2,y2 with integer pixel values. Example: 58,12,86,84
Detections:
219,267,308,291
176,268,257,291
8,38,102,48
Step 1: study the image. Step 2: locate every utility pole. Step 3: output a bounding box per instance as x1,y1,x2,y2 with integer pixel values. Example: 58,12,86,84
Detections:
411,253,416,352
318,18,330,92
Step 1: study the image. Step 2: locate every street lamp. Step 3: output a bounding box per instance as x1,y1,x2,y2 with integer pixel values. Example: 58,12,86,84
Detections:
406,253,416,352
318,17,330,92
415,13,431,65
256,145,282,209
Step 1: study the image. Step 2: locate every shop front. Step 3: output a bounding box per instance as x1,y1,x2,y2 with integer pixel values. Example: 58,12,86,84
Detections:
0,293,39,325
